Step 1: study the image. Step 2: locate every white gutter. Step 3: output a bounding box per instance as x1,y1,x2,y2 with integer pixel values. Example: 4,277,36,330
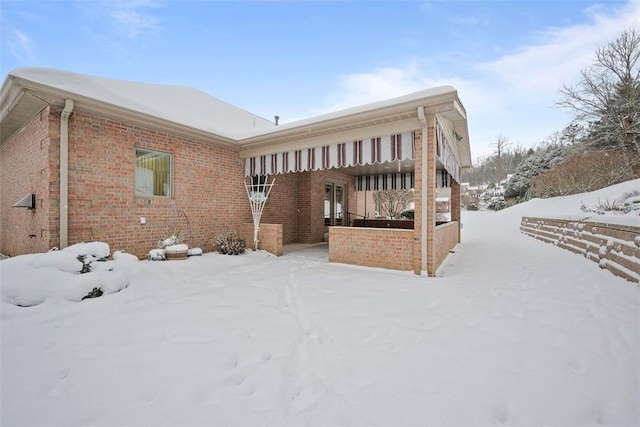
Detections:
418,106,428,274
60,99,74,248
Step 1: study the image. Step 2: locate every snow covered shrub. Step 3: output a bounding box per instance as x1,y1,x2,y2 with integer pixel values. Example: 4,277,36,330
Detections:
82,287,103,300
77,255,92,273
623,189,640,199
214,230,246,255
580,198,624,215
488,199,507,211
148,248,166,261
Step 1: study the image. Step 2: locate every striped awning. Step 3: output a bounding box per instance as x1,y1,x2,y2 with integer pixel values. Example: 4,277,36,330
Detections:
244,132,414,177
435,121,461,182
355,173,415,191
354,170,451,191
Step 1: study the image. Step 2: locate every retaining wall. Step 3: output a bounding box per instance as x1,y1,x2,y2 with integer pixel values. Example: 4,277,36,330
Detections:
521,216,640,283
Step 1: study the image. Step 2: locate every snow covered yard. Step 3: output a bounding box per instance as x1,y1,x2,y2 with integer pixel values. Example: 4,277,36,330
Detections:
1,182,639,426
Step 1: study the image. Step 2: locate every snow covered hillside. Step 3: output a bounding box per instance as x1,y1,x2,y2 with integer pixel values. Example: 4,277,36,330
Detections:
1,180,638,426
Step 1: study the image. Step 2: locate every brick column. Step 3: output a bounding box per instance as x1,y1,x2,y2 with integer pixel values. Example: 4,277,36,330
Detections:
413,130,424,274
451,179,461,243
412,125,437,276
425,125,436,276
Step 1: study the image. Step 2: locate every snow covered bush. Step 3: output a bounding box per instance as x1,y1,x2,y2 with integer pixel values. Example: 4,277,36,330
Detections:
214,230,246,255
0,242,135,307
488,198,507,211
82,287,104,300
148,248,166,261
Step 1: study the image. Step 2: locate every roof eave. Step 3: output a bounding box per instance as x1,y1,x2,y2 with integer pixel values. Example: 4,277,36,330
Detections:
238,88,461,149
1,75,238,148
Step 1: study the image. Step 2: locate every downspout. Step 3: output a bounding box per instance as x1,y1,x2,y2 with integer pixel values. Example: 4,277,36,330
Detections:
417,106,428,274
60,99,74,249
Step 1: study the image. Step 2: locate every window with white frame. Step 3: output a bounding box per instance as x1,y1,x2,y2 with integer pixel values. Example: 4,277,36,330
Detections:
135,148,172,197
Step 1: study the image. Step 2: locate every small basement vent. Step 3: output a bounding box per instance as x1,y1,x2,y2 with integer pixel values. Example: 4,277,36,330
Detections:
12,193,35,209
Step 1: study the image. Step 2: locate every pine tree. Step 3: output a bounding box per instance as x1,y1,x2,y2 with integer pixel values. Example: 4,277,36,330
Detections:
504,145,568,200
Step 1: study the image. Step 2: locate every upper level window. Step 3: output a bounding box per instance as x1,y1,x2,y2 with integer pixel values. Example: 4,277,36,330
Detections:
135,148,172,197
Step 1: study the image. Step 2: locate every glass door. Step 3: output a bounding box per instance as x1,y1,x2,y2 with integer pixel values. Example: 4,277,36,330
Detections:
324,181,345,227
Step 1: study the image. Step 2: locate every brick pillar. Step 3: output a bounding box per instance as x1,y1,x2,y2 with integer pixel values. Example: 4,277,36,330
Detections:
425,125,436,276
451,179,461,243
413,125,437,276
413,130,423,274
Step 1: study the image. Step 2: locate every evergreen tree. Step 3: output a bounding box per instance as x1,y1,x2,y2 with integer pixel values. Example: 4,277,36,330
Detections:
504,145,568,200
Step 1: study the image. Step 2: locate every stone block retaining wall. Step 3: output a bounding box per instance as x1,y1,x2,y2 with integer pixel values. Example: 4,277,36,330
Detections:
521,216,640,283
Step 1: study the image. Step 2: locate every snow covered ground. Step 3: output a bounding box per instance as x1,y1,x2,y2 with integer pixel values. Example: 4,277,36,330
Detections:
1,180,639,426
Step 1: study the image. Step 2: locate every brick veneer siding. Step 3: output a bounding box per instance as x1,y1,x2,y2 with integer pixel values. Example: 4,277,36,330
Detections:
1,106,59,255
329,226,414,271
521,216,640,283
434,221,459,271
3,107,254,258
243,223,283,256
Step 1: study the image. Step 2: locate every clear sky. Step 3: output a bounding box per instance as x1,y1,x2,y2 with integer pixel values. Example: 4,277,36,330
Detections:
2,0,638,161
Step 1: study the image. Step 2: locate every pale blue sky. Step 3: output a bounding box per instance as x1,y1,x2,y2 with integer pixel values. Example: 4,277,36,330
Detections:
2,0,638,160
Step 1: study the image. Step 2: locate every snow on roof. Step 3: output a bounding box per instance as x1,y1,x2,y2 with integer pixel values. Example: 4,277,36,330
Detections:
9,67,276,139
6,68,461,144
238,85,458,140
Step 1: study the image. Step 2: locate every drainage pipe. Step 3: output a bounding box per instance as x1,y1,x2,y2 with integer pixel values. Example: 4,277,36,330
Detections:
60,99,74,249
417,106,428,274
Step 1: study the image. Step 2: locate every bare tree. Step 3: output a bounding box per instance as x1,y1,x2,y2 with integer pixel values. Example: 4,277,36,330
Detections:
490,135,511,182
558,28,640,176
373,189,414,219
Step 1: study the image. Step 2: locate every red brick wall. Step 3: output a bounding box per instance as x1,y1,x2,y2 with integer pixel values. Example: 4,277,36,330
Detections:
260,169,354,244
434,221,459,270
243,222,283,256
329,226,414,271
2,107,254,258
0,106,58,256
259,172,300,244
64,110,253,258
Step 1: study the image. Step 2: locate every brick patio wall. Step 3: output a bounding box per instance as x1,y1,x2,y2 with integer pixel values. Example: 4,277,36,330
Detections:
434,221,459,271
243,223,283,256
328,226,414,271
521,216,640,283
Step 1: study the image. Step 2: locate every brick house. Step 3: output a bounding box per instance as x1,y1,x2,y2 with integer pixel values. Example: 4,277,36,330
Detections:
0,68,471,276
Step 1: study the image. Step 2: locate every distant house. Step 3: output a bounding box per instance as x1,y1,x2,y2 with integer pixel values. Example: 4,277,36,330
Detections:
0,68,471,275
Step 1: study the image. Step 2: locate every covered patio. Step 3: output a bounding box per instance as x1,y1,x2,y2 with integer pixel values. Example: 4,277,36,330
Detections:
239,87,471,276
